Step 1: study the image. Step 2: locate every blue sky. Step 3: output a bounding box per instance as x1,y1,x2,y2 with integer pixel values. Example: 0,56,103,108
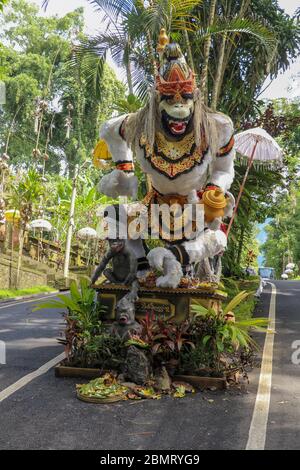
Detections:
257,221,271,266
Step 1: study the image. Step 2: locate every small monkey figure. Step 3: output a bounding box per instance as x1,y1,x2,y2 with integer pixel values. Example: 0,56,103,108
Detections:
110,281,142,340
91,238,137,286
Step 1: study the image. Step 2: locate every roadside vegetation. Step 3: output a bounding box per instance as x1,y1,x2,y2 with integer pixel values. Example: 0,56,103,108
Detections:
0,285,55,299
223,276,261,320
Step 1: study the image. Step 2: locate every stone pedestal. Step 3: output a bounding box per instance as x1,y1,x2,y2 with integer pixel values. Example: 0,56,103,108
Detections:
92,283,227,323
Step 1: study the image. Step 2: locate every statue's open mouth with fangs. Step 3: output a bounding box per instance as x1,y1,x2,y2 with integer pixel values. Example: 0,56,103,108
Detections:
161,108,193,137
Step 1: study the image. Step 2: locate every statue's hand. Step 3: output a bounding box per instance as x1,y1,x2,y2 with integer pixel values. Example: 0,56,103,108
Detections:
124,274,136,286
99,169,138,199
147,247,171,271
148,248,183,289
91,271,101,285
207,217,222,231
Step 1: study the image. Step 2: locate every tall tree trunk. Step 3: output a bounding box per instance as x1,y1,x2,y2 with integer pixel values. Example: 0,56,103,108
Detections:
214,0,252,106
146,31,157,76
183,28,195,72
125,38,134,95
63,165,79,279
199,0,217,104
125,59,134,95
211,33,227,110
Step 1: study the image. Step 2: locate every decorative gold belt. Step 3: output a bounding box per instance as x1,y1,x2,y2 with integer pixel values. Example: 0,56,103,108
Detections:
143,188,189,208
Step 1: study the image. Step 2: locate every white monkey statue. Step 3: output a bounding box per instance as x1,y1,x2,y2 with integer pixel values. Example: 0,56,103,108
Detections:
98,34,235,289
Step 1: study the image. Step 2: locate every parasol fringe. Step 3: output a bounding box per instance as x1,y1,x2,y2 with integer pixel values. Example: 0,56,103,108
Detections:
235,155,282,172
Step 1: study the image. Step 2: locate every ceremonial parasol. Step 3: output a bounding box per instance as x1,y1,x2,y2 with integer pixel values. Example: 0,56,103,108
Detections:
77,227,98,266
29,219,52,232
286,263,295,271
5,209,20,224
227,128,283,236
29,219,53,262
77,227,98,240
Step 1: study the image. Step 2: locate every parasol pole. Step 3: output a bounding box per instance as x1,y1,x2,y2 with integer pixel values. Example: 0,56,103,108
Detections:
227,139,259,237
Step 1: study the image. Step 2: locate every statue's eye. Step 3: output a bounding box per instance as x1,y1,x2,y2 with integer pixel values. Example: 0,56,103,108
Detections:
161,95,173,102
181,93,193,100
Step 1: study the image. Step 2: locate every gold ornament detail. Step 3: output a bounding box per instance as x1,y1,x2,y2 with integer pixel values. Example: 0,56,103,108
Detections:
157,28,169,53
202,189,227,223
140,132,208,180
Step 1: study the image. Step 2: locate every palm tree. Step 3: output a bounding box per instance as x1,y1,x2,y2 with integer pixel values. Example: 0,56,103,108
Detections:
44,1,276,106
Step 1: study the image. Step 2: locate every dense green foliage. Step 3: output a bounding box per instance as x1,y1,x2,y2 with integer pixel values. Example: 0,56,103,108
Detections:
0,0,125,174
260,99,300,277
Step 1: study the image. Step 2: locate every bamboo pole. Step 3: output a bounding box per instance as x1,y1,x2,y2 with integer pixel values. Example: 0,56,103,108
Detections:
63,164,79,279
227,140,259,236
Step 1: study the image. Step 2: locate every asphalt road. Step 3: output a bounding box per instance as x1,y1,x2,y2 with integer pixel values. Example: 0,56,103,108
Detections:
265,281,300,450
0,282,299,450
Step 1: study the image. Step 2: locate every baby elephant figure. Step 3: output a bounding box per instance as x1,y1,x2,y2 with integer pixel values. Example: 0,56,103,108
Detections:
91,239,137,286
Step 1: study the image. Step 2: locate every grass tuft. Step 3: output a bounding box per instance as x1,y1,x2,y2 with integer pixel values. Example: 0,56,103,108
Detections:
0,286,56,300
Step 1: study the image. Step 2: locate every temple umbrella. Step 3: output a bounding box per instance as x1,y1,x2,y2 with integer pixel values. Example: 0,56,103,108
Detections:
29,219,53,262
77,227,98,266
77,227,98,240
286,263,295,270
29,219,52,232
285,269,294,275
227,128,283,236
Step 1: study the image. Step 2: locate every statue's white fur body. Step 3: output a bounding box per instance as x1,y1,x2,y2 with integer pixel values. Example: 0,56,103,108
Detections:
99,112,235,288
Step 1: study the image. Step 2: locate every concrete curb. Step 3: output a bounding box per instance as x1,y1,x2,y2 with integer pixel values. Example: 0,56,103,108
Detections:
0,291,60,305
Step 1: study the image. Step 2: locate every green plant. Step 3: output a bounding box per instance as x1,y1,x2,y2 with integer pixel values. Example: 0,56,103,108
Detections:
188,292,268,374
83,333,125,369
33,278,107,365
34,278,105,331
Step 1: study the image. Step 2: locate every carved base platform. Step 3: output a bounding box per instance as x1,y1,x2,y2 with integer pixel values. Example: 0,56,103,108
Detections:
92,283,227,323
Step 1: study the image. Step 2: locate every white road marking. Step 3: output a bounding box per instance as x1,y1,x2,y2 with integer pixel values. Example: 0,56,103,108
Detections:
0,352,65,403
246,282,277,450
0,293,65,310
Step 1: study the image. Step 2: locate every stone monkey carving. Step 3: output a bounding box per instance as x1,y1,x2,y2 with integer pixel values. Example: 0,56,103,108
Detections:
91,238,137,286
110,281,142,340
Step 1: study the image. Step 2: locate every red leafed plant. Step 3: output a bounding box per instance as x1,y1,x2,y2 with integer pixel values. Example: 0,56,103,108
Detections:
139,313,195,358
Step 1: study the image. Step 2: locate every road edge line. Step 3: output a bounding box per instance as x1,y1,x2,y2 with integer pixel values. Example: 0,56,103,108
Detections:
246,282,276,450
0,352,65,403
